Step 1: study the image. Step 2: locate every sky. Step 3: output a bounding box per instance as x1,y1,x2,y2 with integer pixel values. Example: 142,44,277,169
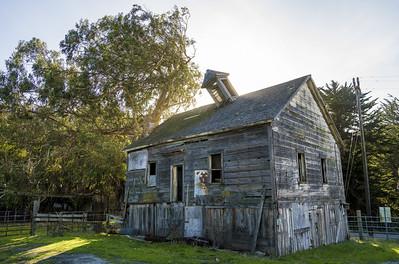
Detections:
1,0,398,107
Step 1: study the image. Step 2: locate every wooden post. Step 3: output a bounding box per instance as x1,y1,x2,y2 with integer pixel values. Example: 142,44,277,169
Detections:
152,203,156,238
353,78,372,217
251,192,266,253
384,207,389,240
122,185,130,220
186,183,189,207
356,210,363,240
5,211,9,237
47,212,50,235
71,212,74,232
335,212,341,243
31,199,40,236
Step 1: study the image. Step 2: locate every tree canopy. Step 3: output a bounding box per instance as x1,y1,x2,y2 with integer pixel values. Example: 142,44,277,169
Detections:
320,82,399,214
0,5,200,210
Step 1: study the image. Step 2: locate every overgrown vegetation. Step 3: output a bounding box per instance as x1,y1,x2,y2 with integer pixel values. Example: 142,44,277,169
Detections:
0,233,398,263
0,5,200,210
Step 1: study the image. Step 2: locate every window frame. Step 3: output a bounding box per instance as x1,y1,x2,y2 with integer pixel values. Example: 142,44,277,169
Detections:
297,152,307,184
147,161,157,187
209,152,223,184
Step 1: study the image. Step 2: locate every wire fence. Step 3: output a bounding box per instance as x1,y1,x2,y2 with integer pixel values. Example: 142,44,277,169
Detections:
0,211,31,237
35,211,109,236
348,215,399,240
0,210,123,237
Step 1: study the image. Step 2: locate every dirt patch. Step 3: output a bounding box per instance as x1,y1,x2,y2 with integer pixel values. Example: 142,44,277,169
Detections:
43,253,108,264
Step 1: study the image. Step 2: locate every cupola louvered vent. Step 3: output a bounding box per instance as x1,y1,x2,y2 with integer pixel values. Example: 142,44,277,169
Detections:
201,69,238,106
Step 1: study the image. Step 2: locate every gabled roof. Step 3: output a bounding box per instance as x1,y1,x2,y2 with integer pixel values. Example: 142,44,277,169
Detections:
125,75,322,151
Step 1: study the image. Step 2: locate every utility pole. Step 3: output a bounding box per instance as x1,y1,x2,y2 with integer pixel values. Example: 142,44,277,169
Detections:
353,77,372,216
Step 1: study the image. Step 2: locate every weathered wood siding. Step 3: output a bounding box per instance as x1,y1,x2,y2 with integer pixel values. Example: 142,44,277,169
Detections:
203,203,275,254
127,203,185,239
276,202,347,256
272,81,347,255
125,125,275,253
126,125,272,207
125,80,348,255
128,203,275,255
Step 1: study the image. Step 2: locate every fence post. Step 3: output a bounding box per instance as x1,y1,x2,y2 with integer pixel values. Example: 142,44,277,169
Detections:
31,199,40,236
5,211,9,237
47,212,50,236
356,210,363,240
22,212,26,235
384,208,389,240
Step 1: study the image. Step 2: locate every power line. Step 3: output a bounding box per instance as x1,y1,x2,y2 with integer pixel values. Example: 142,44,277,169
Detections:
360,79,399,82
359,75,399,79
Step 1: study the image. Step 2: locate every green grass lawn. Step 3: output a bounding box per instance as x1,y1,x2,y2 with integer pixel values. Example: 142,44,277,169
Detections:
0,232,398,264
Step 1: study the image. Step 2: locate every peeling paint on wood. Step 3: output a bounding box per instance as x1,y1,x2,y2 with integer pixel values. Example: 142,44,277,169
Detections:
184,206,203,237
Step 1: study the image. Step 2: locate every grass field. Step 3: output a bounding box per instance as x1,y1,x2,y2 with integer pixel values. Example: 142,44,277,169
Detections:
0,232,398,263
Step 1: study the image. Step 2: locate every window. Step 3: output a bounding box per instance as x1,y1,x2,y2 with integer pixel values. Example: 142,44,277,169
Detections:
321,158,328,184
127,150,148,171
147,162,156,186
210,153,222,183
298,153,307,183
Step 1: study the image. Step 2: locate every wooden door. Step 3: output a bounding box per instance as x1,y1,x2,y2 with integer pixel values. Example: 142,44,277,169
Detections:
171,165,183,202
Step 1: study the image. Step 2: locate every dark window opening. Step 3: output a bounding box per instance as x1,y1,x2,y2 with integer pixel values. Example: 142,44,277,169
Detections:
321,158,328,184
210,153,222,183
147,162,157,186
298,153,307,183
149,162,156,176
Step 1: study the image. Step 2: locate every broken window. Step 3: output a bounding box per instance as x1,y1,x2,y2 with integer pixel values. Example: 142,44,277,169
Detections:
321,158,328,184
127,150,148,171
147,162,157,186
210,153,222,183
298,153,307,183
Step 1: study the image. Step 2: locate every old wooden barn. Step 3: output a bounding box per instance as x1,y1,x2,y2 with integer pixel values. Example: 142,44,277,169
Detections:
123,70,348,256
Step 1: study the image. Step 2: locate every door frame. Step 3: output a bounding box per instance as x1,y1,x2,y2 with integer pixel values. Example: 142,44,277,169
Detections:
170,163,184,203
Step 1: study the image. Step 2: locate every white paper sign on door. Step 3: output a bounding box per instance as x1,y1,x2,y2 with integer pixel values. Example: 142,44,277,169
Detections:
194,170,208,196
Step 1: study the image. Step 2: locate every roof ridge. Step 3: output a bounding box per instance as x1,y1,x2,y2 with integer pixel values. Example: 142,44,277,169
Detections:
239,74,311,98
172,74,311,118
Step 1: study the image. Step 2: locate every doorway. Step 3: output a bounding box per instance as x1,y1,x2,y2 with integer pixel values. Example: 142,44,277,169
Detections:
171,165,183,202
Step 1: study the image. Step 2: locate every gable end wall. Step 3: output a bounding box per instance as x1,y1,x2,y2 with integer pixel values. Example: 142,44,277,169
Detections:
271,81,347,255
